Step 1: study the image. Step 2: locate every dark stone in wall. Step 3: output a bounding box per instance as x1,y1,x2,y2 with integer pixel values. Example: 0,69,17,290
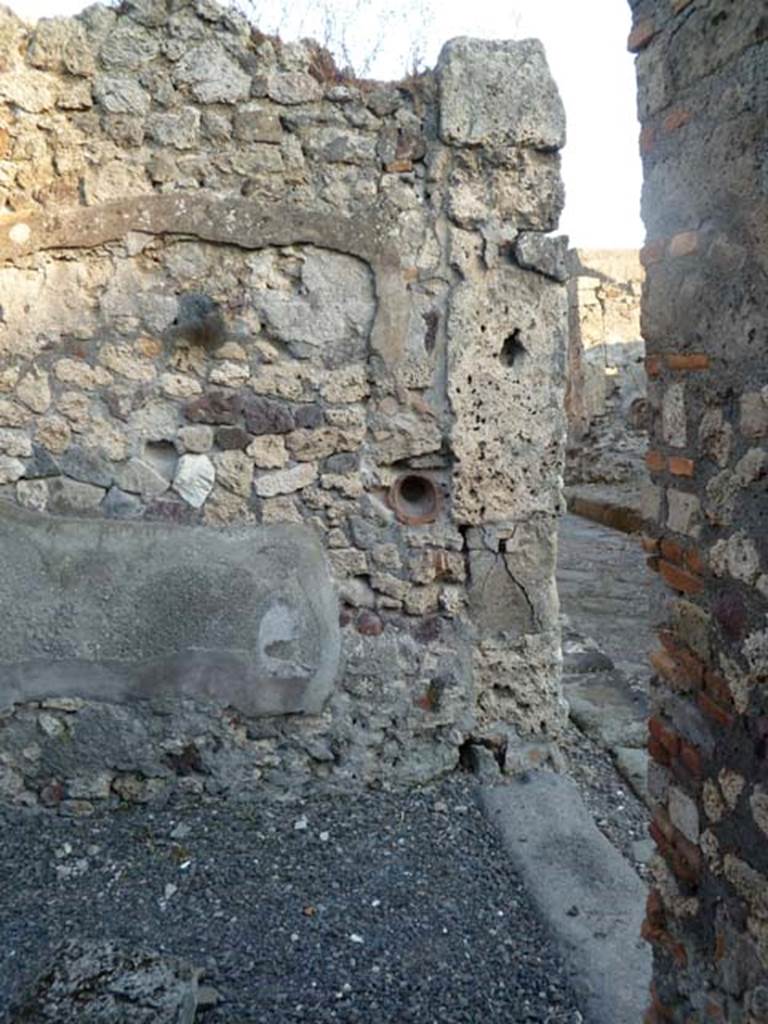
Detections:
243,396,295,434
184,391,244,425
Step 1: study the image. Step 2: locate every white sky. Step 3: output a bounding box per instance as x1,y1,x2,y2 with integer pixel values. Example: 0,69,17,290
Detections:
9,0,644,249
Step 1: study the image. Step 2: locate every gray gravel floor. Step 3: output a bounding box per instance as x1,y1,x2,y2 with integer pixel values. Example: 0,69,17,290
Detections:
560,721,651,881
1,777,583,1024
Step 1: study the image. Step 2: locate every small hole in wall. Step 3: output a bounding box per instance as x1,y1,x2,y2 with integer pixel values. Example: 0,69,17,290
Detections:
144,440,178,481
390,473,440,525
500,330,526,368
422,310,439,354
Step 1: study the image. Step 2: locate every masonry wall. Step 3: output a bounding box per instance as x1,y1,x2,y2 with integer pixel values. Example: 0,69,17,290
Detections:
0,1,569,809
629,1,768,1020
566,247,646,486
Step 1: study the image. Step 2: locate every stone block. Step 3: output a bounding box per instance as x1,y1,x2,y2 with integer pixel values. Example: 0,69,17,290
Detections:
173,42,250,104
740,390,768,439
47,477,105,513
667,488,701,538
662,382,687,447
437,38,565,151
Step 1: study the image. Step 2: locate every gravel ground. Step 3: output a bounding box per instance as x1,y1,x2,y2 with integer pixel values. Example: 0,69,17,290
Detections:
1,776,583,1024
560,722,651,882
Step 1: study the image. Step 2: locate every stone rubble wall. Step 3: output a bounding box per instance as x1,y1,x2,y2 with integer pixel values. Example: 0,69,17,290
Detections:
0,0,569,810
629,1,768,1020
565,247,647,486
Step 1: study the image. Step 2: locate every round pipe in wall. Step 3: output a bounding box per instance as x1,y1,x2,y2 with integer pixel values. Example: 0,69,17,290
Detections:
389,473,441,525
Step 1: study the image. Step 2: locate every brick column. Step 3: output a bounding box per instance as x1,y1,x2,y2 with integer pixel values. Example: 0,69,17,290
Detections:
629,0,768,1019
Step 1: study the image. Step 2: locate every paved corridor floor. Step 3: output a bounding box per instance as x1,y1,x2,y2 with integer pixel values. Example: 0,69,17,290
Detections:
557,514,655,684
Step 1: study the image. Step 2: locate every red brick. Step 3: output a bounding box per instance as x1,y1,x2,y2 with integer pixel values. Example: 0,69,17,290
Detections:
649,716,681,756
646,888,665,927
651,649,694,691
679,741,704,780
647,555,661,573
645,354,663,378
660,537,685,565
652,807,703,884
662,636,705,685
641,920,686,967
650,819,672,857
628,18,657,52
671,942,688,968
641,916,662,943
669,456,695,477
670,648,703,687
684,547,707,575
646,449,667,472
649,735,671,766
659,560,705,594
663,108,692,133
665,353,710,371
641,240,666,267
697,691,736,729
704,670,732,707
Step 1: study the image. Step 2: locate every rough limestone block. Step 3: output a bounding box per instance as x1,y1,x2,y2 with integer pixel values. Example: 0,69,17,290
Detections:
437,37,566,151
447,265,567,523
0,502,340,717
172,42,250,104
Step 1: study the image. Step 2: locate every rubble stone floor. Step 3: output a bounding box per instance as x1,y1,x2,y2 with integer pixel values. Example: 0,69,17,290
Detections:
1,776,582,1024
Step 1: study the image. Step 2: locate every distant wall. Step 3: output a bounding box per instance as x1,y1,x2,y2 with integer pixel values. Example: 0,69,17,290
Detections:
566,248,646,485
0,1,569,808
629,1,768,1019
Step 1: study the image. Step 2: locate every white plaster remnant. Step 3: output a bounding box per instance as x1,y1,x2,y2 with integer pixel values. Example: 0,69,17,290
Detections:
9,223,30,245
173,453,215,508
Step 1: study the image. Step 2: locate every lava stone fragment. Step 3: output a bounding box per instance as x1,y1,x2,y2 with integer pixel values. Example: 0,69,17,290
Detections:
184,391,244,425
58,444,113,488
23,444,60,480
215,426,252,450
243,396,295,435
324,451,359,474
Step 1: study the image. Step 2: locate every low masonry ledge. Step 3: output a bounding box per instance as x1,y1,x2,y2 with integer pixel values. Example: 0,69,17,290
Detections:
0,501,340,716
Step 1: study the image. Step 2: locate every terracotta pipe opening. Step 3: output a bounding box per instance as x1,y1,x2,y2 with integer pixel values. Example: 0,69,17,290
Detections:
390,473,441,525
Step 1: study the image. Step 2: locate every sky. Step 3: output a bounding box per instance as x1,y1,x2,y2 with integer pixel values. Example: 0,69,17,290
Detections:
8,0,644,249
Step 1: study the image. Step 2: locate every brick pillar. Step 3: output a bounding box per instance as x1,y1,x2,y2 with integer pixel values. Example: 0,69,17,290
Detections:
629,0,768,1019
